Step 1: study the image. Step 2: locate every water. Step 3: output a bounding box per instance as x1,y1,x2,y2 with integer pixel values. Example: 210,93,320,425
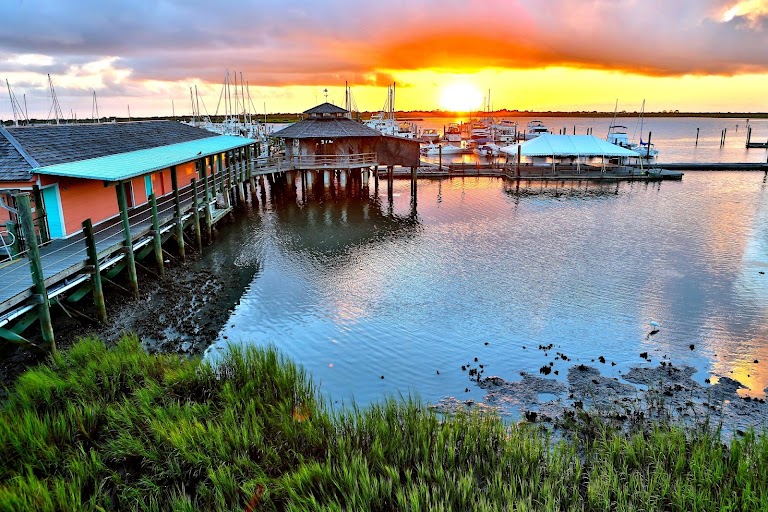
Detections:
204,170,768,411
414,116,768,164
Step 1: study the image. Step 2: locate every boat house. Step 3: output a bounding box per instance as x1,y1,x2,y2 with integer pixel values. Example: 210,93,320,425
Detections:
0,120,254,239
271,102,420,171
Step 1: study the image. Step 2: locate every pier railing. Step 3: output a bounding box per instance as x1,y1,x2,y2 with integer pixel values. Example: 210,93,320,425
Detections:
289,153,378,170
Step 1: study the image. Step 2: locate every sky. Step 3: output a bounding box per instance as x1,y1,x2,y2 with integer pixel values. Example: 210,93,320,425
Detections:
0,0,767,119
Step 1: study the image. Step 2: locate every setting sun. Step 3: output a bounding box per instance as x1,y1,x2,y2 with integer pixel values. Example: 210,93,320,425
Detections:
438,81,484,112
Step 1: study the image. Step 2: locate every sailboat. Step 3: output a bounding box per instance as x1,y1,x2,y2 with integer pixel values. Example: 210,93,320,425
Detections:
364,83,418,139
606,100,659,159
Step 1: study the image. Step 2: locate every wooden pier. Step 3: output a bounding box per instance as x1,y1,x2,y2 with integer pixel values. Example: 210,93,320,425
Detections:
0,154,269,348
745,126,768,148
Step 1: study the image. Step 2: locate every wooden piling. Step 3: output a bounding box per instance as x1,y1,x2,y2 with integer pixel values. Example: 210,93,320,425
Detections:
200,158,213,242
191,178,202,249
646,132,653,158
149,193,165,278
32,185,49,244
695,127,700,146
17,194,55,350
82,218,107,323
115,182,139,298
170,166,186,262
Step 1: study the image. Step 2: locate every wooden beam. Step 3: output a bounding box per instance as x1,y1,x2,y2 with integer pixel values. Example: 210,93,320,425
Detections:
16,193,55,350
115,181,139,298
82,218,107,323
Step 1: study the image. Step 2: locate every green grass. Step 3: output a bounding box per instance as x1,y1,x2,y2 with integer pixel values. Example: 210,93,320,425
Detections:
2,336,768,511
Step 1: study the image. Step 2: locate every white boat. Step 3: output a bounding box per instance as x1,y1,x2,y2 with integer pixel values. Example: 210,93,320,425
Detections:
364,83,418,139
522,120,550,140
444,123,462,142
606,100,659,159
489,120,518,144
422,142,463,155
420,128,441,143
473,142,503,157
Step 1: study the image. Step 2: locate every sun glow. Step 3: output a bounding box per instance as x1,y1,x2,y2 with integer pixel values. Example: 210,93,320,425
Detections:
438,81,483,112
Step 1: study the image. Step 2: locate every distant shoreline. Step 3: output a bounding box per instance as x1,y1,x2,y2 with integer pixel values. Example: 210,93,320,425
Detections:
3,111,766,127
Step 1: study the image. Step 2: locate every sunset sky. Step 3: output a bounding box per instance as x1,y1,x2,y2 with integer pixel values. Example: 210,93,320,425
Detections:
1,0,767,119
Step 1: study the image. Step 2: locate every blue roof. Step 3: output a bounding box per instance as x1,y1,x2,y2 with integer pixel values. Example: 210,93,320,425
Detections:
33,135,254,181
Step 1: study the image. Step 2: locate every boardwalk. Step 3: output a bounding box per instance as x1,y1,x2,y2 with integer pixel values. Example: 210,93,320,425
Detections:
0,182,228,325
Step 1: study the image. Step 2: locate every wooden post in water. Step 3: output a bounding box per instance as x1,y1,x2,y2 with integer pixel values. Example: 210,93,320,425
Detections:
746,126,752,147
17,194,55,350
82,218,107,323
695,128,700,146
200,158,213,242
410,166,418,204
32,185,49,244
646,132,652,159
170,166,185,262
115,182,139,298
191,178,202,249
516,145,521,178
248,145,257,203
149,193,165,278
238,148,246,203
723,128,727,146
438,145,442,171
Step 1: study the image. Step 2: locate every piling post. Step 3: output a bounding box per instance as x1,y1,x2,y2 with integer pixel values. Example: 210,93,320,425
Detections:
116,182,139,298
82,218,107,324
646,132,653,159
248,145,257,202
695,128,700,147
723,128,727,146
200,158,213,242
17,194,55,350
439,145,442,171
170,166,185,262
516,145,521,177
746,126,752,147
237,149,246,205
149,193,165,278
191,178,203,249
32,185,49,244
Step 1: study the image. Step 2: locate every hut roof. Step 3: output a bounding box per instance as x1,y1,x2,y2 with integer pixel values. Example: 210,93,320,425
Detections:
271,118,383,139
304,102,348,115
35,135,254,182
0,120,217,182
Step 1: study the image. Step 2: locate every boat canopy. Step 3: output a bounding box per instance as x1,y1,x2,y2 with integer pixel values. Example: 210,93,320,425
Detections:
500,134,640,158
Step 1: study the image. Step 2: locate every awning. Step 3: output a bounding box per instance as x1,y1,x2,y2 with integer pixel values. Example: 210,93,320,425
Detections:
500,134,640,157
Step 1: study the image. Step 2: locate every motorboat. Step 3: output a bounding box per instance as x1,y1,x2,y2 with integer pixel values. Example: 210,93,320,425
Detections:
489,120,517,144
473,142,503,157
522,120,549,140
422,142,463,155
444,123,462,142
420,128,441,143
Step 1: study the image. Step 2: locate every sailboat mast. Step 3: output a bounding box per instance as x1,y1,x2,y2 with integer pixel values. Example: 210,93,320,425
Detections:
240,72,247,124
6,80,18,126
608,99,618,138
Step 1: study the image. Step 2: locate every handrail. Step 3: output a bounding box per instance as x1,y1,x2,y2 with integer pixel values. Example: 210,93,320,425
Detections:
289,153,378,169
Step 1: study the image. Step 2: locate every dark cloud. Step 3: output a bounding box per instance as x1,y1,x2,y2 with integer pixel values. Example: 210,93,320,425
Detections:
0,0,767,88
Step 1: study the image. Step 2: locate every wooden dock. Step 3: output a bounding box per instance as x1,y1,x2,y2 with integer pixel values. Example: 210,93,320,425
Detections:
0,154,272,347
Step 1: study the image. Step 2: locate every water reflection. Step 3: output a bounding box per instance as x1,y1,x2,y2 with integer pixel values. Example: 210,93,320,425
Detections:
205,172,768,412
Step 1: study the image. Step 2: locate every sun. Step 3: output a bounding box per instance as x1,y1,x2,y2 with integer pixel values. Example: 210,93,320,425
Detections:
438,82,484,112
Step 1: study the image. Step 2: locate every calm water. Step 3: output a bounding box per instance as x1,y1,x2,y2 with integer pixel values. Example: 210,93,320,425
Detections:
204,171,768,410
414,116,768,164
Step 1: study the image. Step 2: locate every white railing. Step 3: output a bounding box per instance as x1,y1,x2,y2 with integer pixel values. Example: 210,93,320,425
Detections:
289,153,378,170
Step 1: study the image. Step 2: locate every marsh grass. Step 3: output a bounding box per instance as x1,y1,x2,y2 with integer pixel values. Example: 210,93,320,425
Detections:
2,336,768,511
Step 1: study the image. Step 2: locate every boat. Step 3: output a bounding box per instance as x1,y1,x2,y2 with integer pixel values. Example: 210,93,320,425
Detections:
606,101,659,159
422,142,463,155
489,120,518,144
420,128,441,143
522,120,549,140
364,83,418,139
444,123,462,142
473,142,503,157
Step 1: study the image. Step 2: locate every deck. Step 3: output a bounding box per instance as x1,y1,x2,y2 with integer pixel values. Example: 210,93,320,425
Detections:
0,181,231,326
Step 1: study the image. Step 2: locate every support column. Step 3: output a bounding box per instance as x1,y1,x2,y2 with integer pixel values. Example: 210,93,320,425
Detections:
170,166,186,262
191,178,202,249
149,194,165,278
82,218,107,323
115,182,139,299
218,153,230,208
247,145,257,203
200,158,213,241
32,185,49,244
17,194,55,350
237,148,246,205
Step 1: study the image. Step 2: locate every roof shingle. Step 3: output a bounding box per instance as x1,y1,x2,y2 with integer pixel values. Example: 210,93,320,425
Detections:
271,118,382,139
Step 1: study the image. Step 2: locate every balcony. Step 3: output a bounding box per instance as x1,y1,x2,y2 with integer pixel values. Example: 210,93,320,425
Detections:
289,153,378,170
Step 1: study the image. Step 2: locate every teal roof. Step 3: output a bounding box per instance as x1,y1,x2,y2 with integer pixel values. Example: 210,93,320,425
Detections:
33,135,254,181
